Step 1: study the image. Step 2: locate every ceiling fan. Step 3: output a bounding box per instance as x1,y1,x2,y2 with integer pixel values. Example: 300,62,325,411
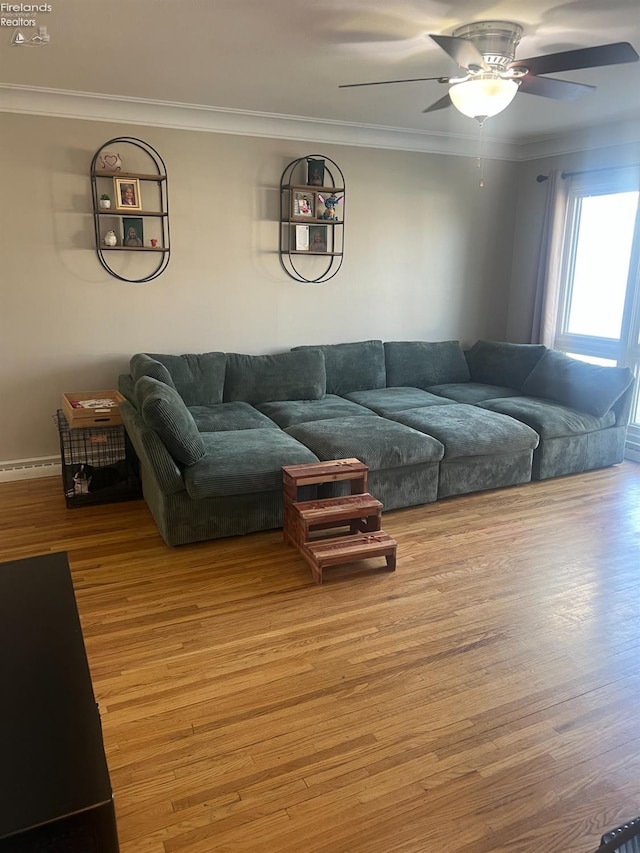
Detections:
339,21,639,123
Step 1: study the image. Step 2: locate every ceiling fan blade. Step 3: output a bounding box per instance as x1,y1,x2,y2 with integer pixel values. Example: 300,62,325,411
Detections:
511,42,639,77
339,76,447,89
422,93,452,114
430,34,489,71
518,74,596,101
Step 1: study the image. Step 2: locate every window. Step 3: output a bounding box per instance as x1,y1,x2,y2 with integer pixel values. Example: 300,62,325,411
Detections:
554,168,640,460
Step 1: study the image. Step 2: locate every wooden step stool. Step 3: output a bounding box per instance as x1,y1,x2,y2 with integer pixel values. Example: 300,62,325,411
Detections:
304,533,397,585
282,458,397,584
287,493,383,549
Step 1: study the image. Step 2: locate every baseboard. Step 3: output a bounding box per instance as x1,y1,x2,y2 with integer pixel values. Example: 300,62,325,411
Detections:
625,436,640,463
0,456,62,483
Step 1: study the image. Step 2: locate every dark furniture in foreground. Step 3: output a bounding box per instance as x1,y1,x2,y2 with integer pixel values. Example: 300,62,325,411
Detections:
598,816,640,852
0,552,119,853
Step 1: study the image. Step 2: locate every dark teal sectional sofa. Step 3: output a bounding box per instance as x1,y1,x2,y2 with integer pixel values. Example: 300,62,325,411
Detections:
118,339,635,546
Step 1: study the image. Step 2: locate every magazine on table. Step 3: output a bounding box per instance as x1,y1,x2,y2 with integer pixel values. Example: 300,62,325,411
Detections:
70,399,118,409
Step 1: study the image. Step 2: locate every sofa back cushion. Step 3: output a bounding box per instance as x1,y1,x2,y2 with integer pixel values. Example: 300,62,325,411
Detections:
292,340,386,395
465,340,547,390
384,341,470,389
224,350,326,404
130,353,177,390
521,349,634,417
145,352,227,407
135,376,206,465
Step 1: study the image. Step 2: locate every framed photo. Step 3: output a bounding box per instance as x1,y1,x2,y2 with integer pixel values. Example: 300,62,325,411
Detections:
123,217,144,247
114,177,142,211
292,191,314,218
295,225,309,251
307,158,325,187
308,225,327,253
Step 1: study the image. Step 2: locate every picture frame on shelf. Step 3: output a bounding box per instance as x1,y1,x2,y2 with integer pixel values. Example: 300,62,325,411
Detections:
292,191,314,218
295,225,309,251
307,158,325,187
114,177,142,211
123,217,144,247
308,225,328,253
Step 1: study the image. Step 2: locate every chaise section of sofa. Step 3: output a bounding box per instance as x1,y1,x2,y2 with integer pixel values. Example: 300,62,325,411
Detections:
476,348,634,479
419,340,634,481
120,399,318,545
120,350,325,545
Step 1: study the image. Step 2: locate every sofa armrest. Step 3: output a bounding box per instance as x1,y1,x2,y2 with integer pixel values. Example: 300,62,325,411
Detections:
120,401,185,495
611,378,636,426
118,373,136,404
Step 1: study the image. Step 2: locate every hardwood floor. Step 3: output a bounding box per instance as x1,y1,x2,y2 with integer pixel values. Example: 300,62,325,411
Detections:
1,464,639,853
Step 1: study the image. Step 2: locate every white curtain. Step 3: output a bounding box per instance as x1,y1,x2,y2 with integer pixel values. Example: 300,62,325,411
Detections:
530,170,570,345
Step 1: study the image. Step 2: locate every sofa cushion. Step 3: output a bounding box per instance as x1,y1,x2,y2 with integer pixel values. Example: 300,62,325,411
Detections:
188,402,278,432
183,429,318,499
130,353,177,389
224,350,326,404
286,416,444,470
292,340,386,395
135,376,206,466
148,352,227,407
465,340,547,390
384,340,470,388
256,395,373,428
478,396,616,438
428,382,520,404
520,350,634,418
388,404,539,458
344,387,456,416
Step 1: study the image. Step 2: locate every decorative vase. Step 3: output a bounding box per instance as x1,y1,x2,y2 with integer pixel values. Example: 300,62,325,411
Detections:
98,152,122,172
103,230,117,247
99,199,111,209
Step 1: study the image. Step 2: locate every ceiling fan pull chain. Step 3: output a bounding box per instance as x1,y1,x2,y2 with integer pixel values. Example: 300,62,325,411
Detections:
477,120,486,188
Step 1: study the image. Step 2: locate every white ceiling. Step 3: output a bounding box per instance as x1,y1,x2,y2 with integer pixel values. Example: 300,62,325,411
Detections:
1,0,639,151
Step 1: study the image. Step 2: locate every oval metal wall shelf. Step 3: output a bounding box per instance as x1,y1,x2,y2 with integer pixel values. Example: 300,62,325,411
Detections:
90,137,171,283
279,154,345,283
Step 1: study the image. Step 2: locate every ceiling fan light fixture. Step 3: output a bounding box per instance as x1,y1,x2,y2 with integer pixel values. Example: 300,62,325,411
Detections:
449,75,519,121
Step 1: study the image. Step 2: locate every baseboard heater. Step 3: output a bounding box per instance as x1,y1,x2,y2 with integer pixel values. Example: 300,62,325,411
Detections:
0,456,61,483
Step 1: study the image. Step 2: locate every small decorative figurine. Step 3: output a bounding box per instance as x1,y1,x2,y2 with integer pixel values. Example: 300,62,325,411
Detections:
98,152,122,172
103,230,117,247
318,193,343,220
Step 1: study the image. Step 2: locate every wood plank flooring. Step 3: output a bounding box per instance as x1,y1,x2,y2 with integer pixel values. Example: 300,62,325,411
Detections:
0,464,639,852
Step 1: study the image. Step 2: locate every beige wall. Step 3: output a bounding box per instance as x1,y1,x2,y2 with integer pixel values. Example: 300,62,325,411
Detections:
0,112,519,463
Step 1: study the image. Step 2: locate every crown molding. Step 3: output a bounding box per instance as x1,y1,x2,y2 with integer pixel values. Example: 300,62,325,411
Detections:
0,83,521,160
2,84,637,163
514,116,640,161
